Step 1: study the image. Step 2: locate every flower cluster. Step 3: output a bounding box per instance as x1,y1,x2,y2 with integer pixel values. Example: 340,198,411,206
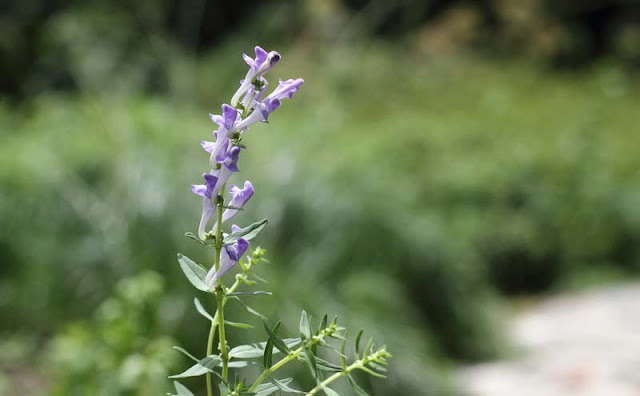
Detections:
191,46,303,290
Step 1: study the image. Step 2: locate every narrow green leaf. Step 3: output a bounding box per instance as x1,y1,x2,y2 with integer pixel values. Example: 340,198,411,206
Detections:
223,219,268,245
317,314,328,335
229,296,268,320
227,360,250,368
339,337,347,369
354,329,364,356
263,338,273,369
172,346,198,362
363,338,373,358
169,355,221,378
230,339,301,359
225,320,254,329
225,291,272,297
177,254,209,292
231,344,265,359
359,365,387,379
347,375,370,396
173,381,195,396
263,321,289,355
184,232,215,246
321,386,340,396
254,379,294,396
194,297,214,321
301,350,318,379
300,310,311,340
314,356,344,372
272,377,305,394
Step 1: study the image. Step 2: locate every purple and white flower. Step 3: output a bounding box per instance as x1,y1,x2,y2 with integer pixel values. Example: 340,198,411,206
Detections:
205,225,250,288
266,78,304,102
210,181,254,233
192,173,219,240
231,46,281,107
206,104,240,168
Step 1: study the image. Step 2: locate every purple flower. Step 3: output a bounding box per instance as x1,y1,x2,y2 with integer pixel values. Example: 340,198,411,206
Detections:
191,173,219,239
205,225,250,288
208,146,242,231
210,104,239,131
241,76,269,111
235,98,281,130
223,181,254,223
211,181,254,232
231,46,281,106
207,105,240,168
266,78,304,101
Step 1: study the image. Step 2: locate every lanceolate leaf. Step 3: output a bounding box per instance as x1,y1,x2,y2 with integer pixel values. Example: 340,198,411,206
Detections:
263,321,289,355
177,254,209,292
321,386,340,396
225,291,272,297
225,320,254,329
173,381,195,396
223,219,268,245
253,379,294,396
194,297,214,321
172,346,198,362
169,355,222,378
348,375,370,396
229,296,268,320
354,329,364,357
301,349,318,379
314,356,344,372
272,377,305,394
230,339,301,359
300,310,311,340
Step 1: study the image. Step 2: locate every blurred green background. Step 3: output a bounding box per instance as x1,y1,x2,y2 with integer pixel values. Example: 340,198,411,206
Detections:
1,0,639,394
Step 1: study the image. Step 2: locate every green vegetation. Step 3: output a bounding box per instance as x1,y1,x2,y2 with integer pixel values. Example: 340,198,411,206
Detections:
1,43,639,394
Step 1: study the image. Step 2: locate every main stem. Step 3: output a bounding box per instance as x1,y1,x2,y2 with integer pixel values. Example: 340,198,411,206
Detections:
215,185,230,383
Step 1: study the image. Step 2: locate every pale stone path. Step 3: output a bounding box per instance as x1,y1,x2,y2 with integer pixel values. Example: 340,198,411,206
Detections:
458,284,640,396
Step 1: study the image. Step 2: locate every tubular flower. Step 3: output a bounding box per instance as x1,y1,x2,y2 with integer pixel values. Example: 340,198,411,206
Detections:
191,173,219,240
205,225,250,289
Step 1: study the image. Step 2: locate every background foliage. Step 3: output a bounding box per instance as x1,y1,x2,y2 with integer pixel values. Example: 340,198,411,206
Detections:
1,1,639,395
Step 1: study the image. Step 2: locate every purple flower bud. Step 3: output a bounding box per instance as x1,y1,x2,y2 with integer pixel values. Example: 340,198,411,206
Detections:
267,78,304,101
205,233,250,288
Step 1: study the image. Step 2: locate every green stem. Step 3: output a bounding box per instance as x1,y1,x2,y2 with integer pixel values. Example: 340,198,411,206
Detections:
248,332,330,392
214,184,230,384
306,361,360,396
216,287,229,379
248,346,304,392
206,320,217,396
